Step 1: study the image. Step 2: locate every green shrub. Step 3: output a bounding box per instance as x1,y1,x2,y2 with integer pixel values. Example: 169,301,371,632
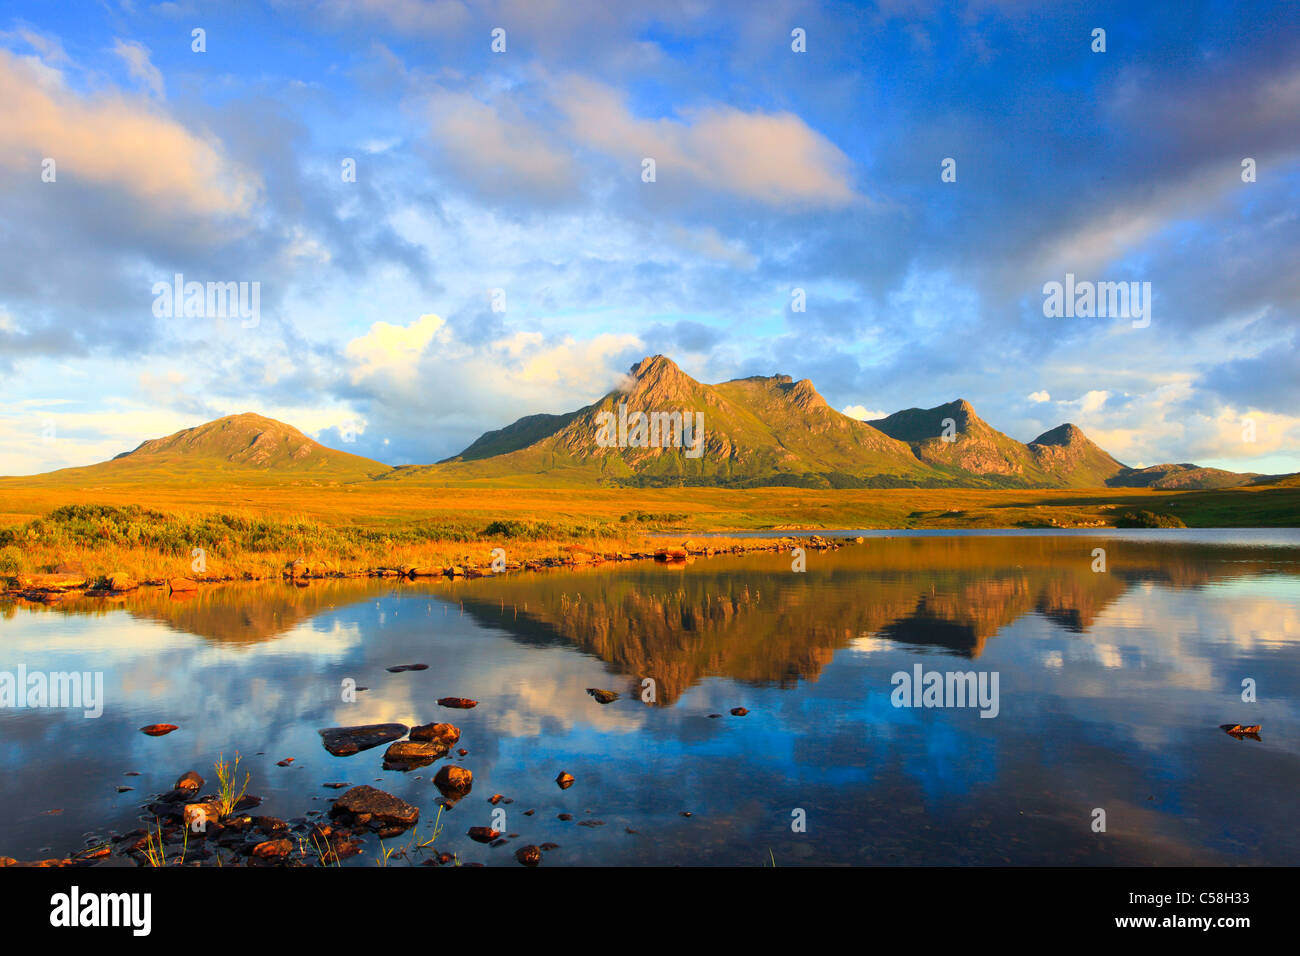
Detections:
1116,510,1187,528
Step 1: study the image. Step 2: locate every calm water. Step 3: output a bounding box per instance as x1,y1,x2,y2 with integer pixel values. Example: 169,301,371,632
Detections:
2,531,1299,866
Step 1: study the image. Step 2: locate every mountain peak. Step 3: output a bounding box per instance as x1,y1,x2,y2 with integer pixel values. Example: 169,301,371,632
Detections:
624,355,700,406
867,399,984,443
629,354,683,381
1031,423,1087,447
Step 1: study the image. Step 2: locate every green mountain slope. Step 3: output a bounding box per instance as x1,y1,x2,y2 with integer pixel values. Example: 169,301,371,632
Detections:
392,355,940,487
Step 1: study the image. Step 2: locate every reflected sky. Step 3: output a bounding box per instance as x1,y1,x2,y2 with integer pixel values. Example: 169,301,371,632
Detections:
1,532,1297,865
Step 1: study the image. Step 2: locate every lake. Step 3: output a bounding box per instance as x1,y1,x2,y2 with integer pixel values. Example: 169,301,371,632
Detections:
2,530,1298,866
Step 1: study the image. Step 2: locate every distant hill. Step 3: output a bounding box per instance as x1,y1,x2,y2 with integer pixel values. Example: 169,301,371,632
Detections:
866,403,1127,486
12,413,391,484
1105,462,1264,490
5,360,1284,490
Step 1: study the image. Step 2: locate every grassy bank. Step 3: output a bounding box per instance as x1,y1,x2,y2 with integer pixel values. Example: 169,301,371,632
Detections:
0,480,1296,584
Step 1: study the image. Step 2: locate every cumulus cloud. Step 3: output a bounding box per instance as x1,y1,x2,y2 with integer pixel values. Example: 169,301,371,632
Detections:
427,88,580,203
554,73,857,206
1028,390,1050,403
345,313,448,385
0,49,257,217
843,404,888,421
336,312,643,461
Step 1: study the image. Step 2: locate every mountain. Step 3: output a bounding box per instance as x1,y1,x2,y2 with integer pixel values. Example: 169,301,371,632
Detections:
15,413,391,484
1103,463,1265,490
6,360,1279,490
404,354,939,487
399,355,1267,489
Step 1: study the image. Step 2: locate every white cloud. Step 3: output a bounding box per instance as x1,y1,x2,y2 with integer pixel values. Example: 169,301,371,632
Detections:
0,48,258,217
344,313,447,385
843,404,887,420
555,73,858,206
111,38,165,98
1028,390,1050,403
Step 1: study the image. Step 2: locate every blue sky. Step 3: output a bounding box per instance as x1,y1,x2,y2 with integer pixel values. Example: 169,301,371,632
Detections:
1,0,1297,475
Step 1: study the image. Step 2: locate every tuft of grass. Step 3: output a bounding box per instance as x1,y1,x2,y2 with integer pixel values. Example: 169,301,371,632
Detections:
141,818,187,867
214,752,250,818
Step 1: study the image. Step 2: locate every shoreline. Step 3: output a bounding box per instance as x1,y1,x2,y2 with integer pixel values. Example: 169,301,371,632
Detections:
1,533,846,605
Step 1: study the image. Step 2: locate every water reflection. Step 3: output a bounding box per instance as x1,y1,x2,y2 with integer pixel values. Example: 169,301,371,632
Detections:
1,533,1297,865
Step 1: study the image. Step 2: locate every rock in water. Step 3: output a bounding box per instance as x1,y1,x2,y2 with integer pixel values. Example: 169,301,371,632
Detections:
251,838,292,859
1221,723,1262,739
586,688,619,704
555,771,575,790
318,723,409,756
410,722,461,744
434,765,473,795
331,786,419,827
467,826,500,843
139,724,178,737
437,697,478,709
174,770,203,792
382,739,449,770
730,707,749,716
515,845,542,866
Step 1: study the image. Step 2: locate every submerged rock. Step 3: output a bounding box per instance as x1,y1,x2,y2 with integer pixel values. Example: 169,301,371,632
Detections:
318,723,408,756
386,663,429,672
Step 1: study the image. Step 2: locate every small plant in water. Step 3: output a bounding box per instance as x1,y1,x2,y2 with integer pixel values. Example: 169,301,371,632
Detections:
214,752,250,818
414,804,445,851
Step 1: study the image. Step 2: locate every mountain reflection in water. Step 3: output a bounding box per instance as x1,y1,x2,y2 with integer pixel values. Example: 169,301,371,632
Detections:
1,532,1297,865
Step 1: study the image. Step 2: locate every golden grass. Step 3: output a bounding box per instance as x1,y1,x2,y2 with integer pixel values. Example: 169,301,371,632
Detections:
0,479,1295,585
